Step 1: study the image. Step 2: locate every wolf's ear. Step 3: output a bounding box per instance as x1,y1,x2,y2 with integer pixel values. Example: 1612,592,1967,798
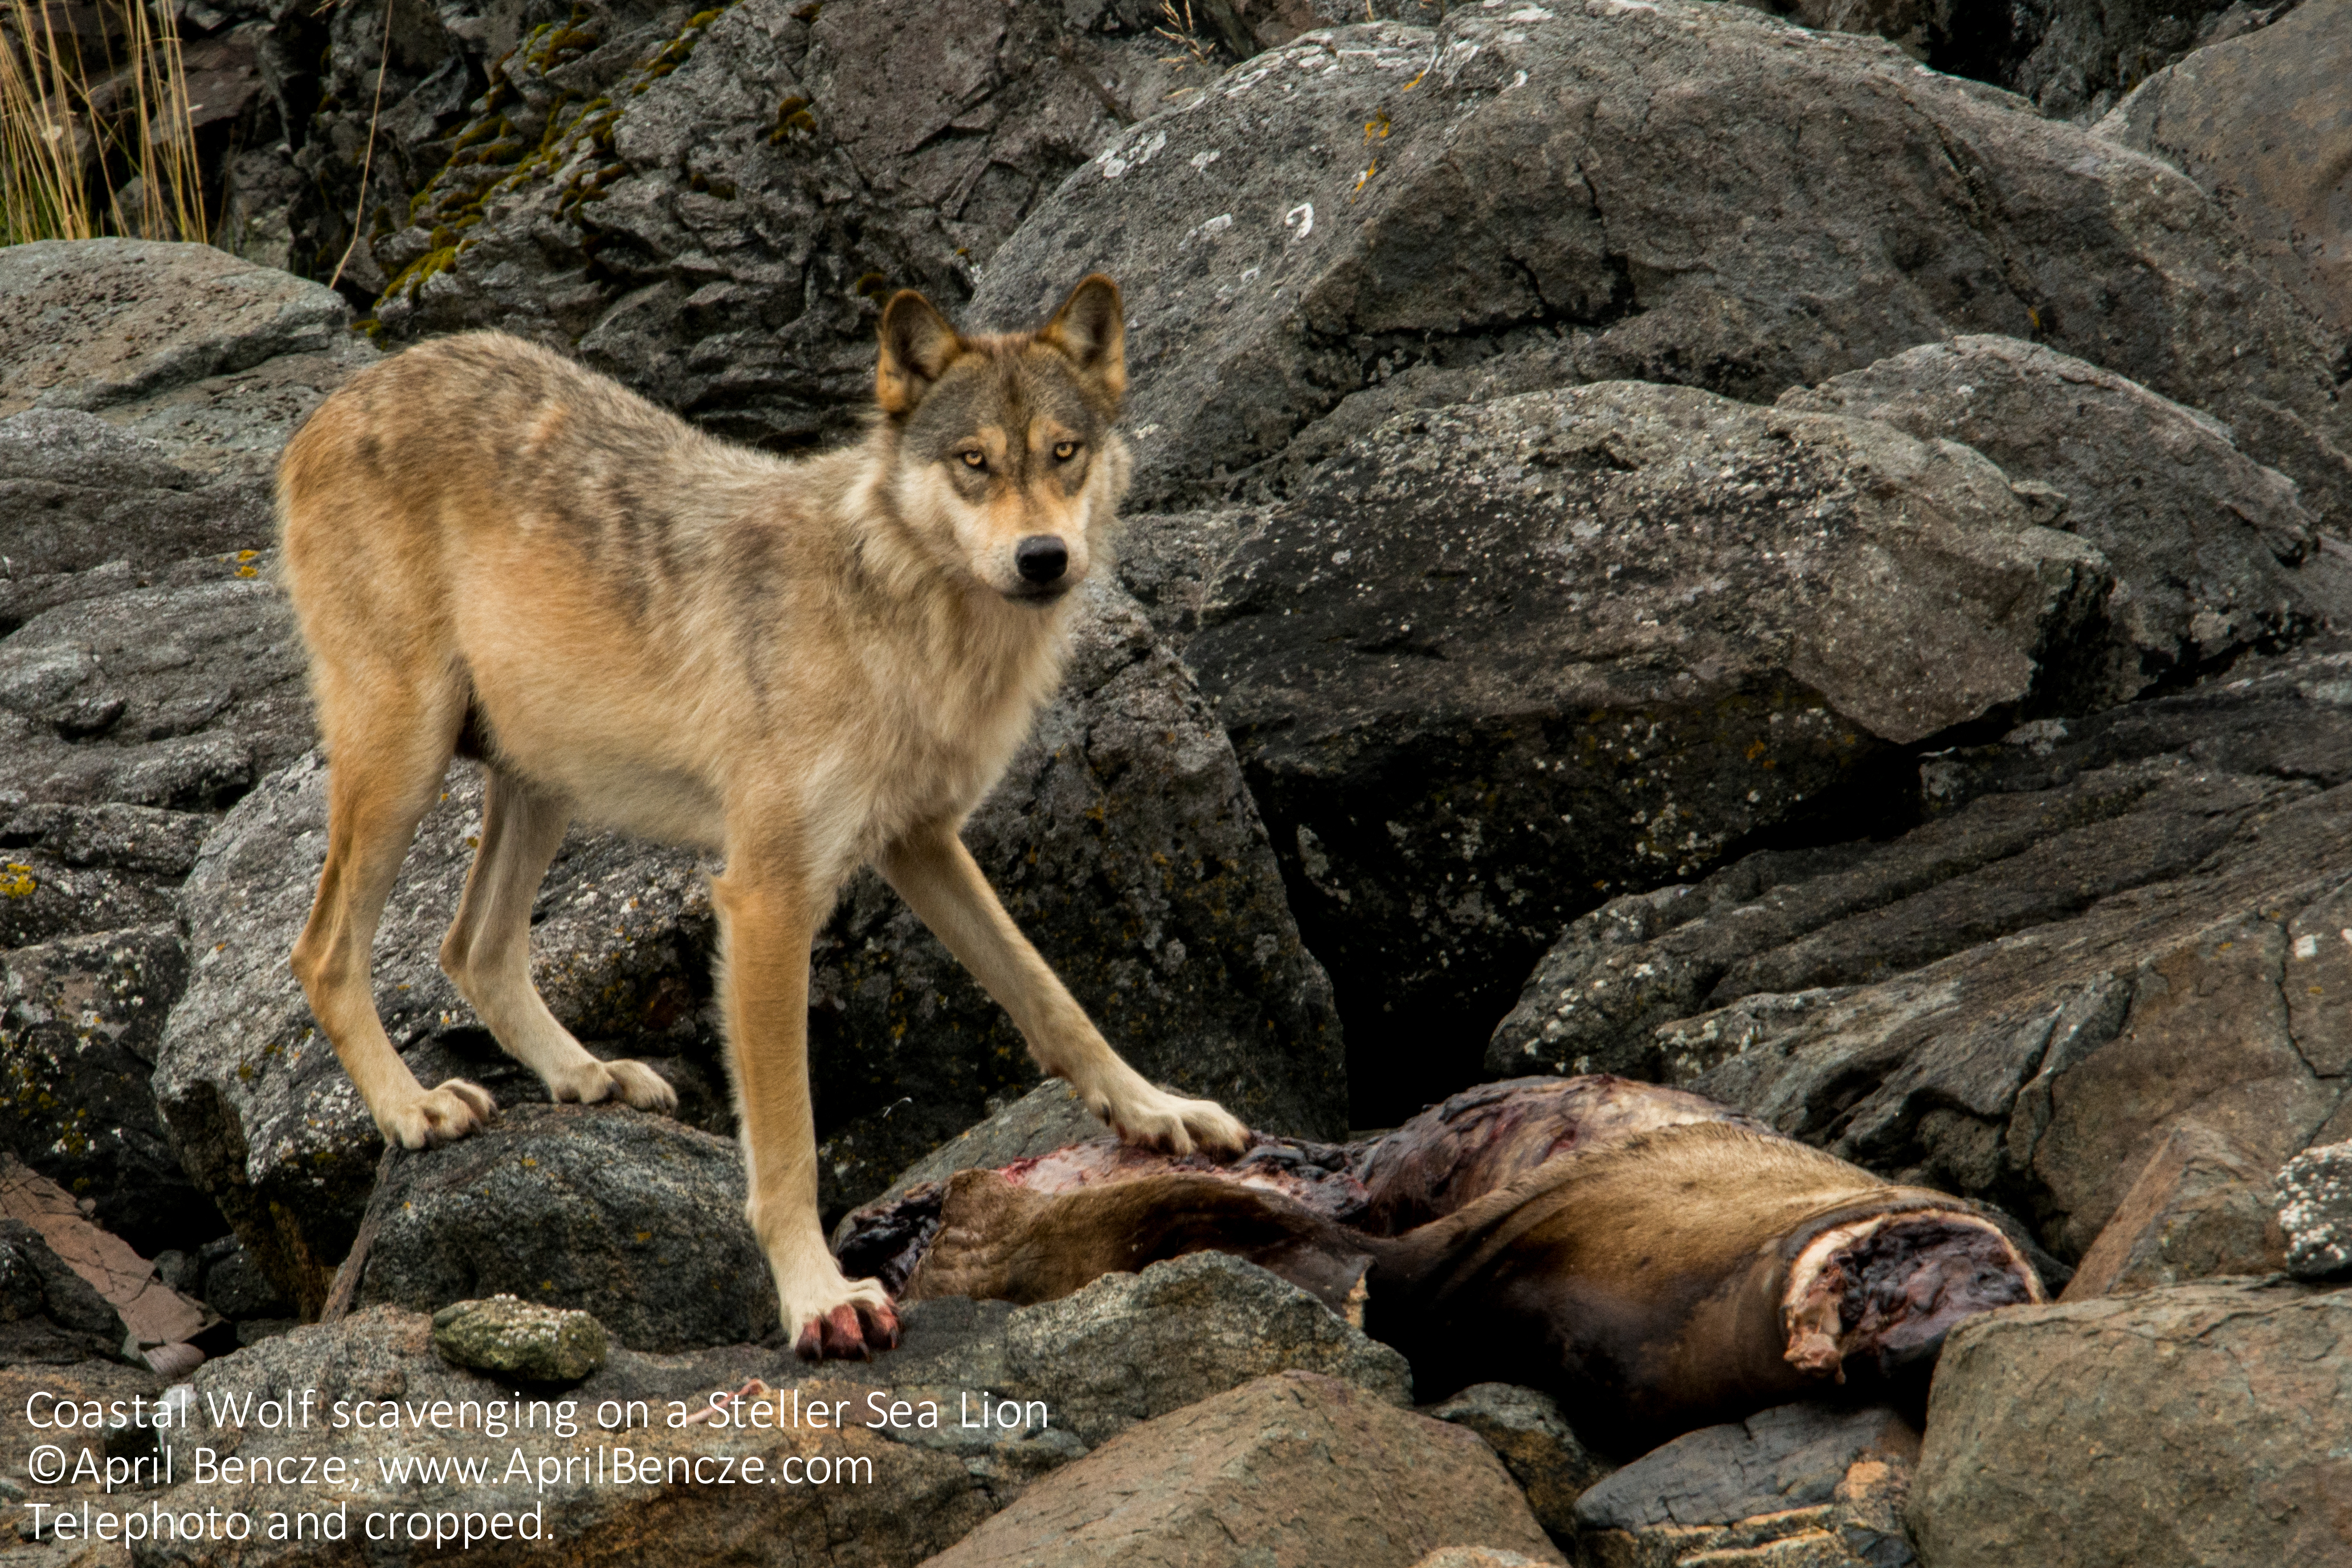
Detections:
876,290,962,415
1042,273,1126,410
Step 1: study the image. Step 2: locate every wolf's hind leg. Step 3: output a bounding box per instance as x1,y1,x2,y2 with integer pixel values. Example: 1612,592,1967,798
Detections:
438,769,678,1114
292,692,496,1149
877,818,1247,1158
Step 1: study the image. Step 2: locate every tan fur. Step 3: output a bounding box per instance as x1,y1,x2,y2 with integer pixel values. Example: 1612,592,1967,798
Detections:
277,276,1246,1359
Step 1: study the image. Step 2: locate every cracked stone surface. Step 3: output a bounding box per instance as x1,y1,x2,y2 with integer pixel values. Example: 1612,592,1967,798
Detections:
974,6,2351,526
1489,636,2352,1259
152,750,729,1313
1782,334,2325,694
2095,0,2352,362
1185,379,2114,1119
1912,1281,2352,1568
326,0,1190,450
0,924,208,1255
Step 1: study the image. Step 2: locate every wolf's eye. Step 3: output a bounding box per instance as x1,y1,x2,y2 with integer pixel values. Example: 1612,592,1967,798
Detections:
1052,441,1079,462
959,450,986,469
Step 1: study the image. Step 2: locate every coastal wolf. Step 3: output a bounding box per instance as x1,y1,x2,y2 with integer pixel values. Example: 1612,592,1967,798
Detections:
277,275,1248,1359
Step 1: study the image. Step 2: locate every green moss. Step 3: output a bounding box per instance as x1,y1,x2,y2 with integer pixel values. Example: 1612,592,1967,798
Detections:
369,0,754,316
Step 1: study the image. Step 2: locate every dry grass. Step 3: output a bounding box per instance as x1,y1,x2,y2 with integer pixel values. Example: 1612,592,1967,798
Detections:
0,0,206,245
1154,0,1216,69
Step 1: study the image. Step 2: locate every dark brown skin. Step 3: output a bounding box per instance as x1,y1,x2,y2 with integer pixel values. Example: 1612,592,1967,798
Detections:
835,1077,2043,1448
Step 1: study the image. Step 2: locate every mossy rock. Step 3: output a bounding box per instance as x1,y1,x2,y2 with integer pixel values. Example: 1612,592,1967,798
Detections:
431,1296,609,1383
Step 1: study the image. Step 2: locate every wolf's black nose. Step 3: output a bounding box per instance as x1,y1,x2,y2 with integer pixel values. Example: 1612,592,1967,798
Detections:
1015,535,1069,585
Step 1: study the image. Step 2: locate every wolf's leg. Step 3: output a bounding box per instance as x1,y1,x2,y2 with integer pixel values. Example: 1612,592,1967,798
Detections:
713,834,899,1360
292,693,496,1149
878,818,1248,1158
439,769,678,1113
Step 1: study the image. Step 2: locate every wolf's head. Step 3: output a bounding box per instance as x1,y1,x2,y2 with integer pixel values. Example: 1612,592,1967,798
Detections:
874,275,1130,605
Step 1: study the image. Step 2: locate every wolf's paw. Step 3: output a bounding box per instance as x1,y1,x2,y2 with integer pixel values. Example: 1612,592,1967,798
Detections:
602,1059,679,1112
383,1079,496,1149
782,1272,900,1362
546,1057,679,1113
1089,1075,1248,1160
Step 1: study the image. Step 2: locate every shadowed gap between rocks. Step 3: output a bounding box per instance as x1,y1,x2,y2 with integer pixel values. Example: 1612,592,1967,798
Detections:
1283,659,2123,1130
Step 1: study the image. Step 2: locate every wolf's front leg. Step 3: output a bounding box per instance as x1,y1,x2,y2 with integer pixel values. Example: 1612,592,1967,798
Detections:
878,820,1248,1159
711,857,900,1361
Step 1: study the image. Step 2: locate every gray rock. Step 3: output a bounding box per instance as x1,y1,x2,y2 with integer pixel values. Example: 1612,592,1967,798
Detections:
1429,1383,1614,1544
0,565,313,811
145,1305,1023,1568
1114,507,1254,650
2096,0,2352,360
0,411,271,587
0,1218,132,1365
340,0,1181,451
1575,1402,1920,1534
431,1296,610,1382
1000,1251,1411,1444
1782,334,2322,692
808,579,1346,1214
1757,0,2252,121
153,750,728,1313
975,8,2351,525
1910,1281,2349,1568
0,239,372,481
0,925,207,1255
1186,379,2111,1118
0,852,179,950
1,802,213,878
924,1371,1566,1568
1486,636,2352,1260
2277,1139,2352,1280
355,1104,777,1351
197,1233,292,1321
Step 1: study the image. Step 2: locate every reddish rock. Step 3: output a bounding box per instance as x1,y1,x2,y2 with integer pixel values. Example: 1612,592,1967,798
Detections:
1911,1281,2352,1567
2059,1121,2286,1299
921,1371,1565,1567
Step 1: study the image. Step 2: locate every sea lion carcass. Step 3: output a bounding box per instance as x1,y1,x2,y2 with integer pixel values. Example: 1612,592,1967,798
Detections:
833,1076,2045,1450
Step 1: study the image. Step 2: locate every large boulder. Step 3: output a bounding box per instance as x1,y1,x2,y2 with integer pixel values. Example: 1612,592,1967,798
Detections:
1781,334,2322,692
325,0,1185,448
0,239,373,481
352,1104,777,1351
1185,379,2110,1117
2058,1121,2285,1299
0,242,371,821
973,7,2351,526
2095,0,2352,365
1427,1383,1614,1545
1910,1281,2351,1567
1486,635,2352,1259
156,580,1343,1305
141,1306,1012,1568
0,410,268,596
923,1370,1566,1568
